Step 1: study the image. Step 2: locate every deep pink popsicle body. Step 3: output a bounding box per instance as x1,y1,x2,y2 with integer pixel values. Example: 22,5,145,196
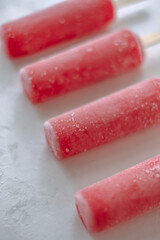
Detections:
1,0,114,58
20,29,144,103
75,155,160,232
44,78,160,159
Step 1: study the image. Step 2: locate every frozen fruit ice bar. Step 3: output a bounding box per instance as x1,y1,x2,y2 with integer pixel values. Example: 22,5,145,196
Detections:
20,29,144,103
44,78,160,160
1,0,114,58
75,154,160,232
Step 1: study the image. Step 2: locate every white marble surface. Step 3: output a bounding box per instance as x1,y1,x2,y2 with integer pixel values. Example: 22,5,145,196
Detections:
1,0,160,239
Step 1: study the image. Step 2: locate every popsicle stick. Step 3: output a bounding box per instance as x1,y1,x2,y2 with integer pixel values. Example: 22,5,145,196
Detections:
115,0,147,8
142,31,160,48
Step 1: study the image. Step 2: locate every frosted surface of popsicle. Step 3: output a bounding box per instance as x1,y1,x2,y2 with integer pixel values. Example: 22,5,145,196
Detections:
44,78,160,159
1,0,114,58
75,154,160,232
20,29,144,103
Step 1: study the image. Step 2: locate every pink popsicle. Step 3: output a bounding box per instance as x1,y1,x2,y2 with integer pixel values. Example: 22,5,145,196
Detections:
75,154,160,232
44,78,160,160
1,0,114,58
20,29,144,103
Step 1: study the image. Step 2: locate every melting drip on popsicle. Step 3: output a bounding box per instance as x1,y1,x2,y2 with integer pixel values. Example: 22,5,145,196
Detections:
20,29,160,104
1,0,146,58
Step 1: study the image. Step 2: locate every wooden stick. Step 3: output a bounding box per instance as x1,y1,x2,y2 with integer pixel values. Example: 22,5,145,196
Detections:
115,0,147,8
142,32,160,48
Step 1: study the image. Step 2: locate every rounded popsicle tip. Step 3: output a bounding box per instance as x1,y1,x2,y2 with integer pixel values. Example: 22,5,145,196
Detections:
75,191,93,233
44,120,61,160
0,24,20,58
121,29,145,65
20,67,35,103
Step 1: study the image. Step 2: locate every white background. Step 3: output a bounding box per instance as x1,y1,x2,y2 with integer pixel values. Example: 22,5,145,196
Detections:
1,0,160,239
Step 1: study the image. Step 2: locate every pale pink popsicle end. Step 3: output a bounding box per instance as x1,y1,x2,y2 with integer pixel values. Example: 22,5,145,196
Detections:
20,68,33,103
44,121,61,160
75,192,94,233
